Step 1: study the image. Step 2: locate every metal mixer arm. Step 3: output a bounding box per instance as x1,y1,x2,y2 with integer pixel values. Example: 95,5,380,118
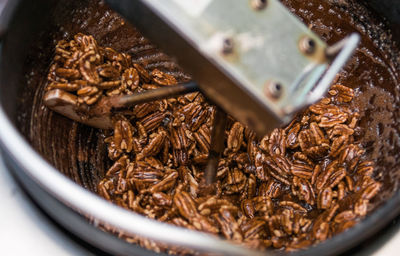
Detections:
106,0,359,136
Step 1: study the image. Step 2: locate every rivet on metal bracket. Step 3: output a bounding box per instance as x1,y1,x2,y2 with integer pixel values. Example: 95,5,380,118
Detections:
221,37,235,55
264,80,283,100
251,0,268,10
299,36,317,55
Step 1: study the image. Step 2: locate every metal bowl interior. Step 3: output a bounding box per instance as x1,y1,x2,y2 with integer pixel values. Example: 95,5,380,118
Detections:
0,0,400,255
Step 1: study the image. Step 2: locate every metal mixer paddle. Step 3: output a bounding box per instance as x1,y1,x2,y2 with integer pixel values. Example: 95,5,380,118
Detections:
44,81,198,130
44,0,360,184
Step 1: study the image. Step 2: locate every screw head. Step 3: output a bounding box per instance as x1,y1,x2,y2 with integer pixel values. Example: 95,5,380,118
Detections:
251,0,267,10
299,36,317,55
264,81,283,99
221,37,234,55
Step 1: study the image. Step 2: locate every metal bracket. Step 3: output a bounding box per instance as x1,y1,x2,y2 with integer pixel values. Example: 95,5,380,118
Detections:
306,34,360,104
106,0,359,136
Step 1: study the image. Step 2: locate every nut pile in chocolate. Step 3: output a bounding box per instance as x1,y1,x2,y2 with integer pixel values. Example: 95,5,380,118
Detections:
46,34,381,252
46,33,176,106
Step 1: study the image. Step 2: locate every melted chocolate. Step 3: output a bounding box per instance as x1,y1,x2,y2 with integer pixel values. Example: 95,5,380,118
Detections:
18,0,400,213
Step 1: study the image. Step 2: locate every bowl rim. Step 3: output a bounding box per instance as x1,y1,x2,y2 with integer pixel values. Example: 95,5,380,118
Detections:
0,0,400,253
2,92,400,256
0,104,262,256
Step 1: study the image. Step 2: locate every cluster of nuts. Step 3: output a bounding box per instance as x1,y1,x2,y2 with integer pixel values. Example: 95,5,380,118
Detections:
47,33,176,106
47,34,380,254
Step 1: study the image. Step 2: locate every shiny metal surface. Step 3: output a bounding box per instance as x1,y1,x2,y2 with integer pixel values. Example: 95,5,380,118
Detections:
106,0,359,136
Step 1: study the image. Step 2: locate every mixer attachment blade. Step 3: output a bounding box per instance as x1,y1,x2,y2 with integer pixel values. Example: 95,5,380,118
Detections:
106,0,360,136
43,82,198,129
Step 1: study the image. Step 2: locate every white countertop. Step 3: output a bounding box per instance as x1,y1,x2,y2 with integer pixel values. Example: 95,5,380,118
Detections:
0,155,89,256
0,153,399,256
